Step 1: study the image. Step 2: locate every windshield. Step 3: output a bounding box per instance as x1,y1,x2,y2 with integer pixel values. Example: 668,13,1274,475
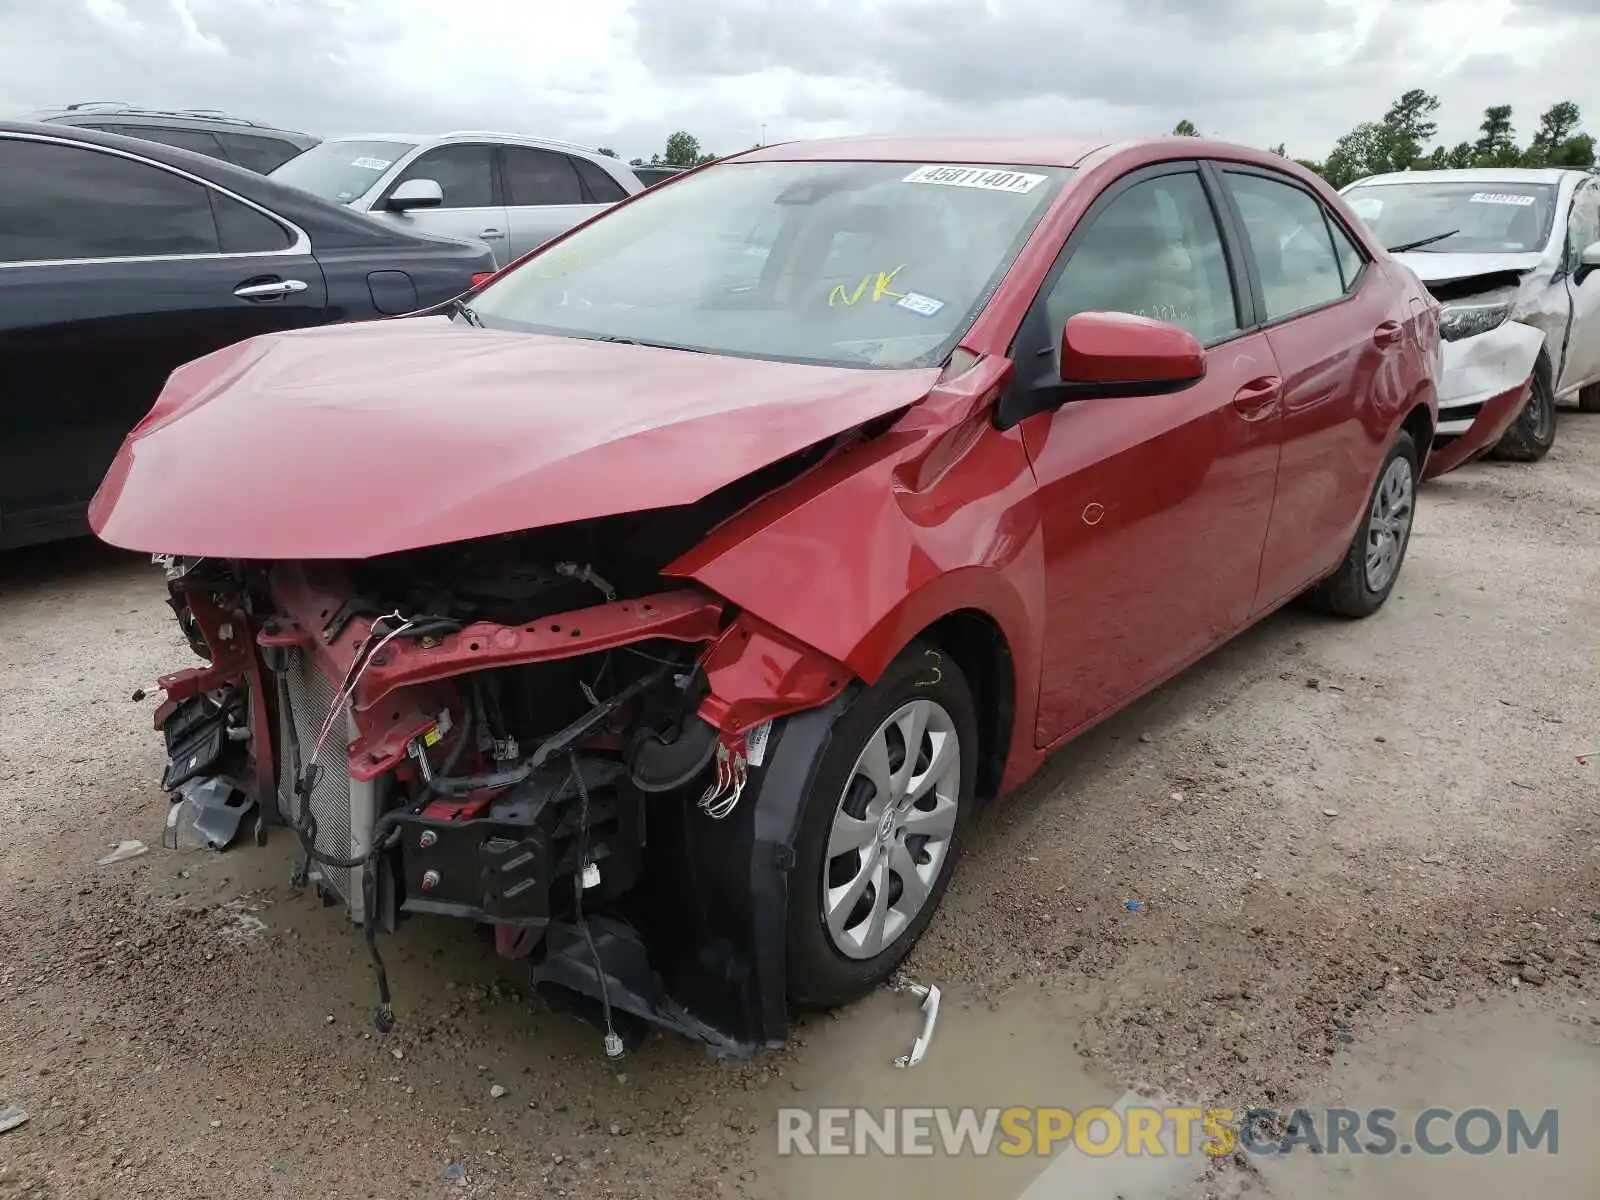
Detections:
268,139,416,204
467,159,1071,369
1342,180,1558,254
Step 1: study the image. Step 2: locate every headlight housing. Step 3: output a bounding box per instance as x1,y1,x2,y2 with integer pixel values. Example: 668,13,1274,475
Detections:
1438,289,1517,342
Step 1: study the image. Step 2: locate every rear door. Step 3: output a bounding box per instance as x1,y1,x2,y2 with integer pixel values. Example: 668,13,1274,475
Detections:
1018,163,1285,746
501,147,616,259
1557,177,1600,393
1213,165,1401,611
372,143,509,265
0,134,327,546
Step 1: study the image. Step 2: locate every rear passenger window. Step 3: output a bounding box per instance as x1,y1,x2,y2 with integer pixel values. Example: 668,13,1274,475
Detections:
1224,172,1347,319
211,192,294,253
0,139,218,262
502,148,584,206
108,125,228,160
215,132,303,173
572,156,628,203
1045,171,1240,345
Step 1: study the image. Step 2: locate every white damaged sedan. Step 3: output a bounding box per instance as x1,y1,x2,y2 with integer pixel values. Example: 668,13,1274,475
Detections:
1342,168,1600,476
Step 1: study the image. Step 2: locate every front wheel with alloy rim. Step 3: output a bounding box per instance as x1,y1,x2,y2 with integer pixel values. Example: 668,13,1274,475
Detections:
1306,428,1418,618
1491,370,1557,461
786,642,978,1008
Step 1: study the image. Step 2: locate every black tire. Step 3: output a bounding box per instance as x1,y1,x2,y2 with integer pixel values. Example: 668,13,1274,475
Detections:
1490,370,1557,461
1306,429,1418,619
1578,383,1600,414
785,641,978,1008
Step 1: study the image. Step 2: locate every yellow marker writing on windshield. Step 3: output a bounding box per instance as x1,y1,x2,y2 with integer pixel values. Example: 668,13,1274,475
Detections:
534,250,584,279
828,264,907,307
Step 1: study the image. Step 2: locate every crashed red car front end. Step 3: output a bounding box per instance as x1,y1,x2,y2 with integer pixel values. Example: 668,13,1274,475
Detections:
90,305,1028,1056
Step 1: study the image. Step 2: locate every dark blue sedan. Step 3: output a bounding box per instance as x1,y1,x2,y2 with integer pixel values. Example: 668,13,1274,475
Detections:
0,121,495,550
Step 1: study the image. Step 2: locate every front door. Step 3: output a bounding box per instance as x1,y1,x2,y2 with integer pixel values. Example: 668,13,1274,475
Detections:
373,144,510,265
1558,178,1600,394
1016,164,1284,747
0,134,327,545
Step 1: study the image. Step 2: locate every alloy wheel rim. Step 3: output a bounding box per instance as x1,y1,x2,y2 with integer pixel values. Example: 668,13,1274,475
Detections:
823,698,961,960
1364,455,1414,593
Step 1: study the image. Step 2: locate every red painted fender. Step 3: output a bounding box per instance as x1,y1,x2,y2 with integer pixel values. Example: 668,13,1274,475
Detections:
670,356,1048,788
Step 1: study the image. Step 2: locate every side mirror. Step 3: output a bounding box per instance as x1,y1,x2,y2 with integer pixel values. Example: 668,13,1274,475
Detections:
1577,239,1600,284
386,178,444,212
1057,310,1207,393
996,311,1205,429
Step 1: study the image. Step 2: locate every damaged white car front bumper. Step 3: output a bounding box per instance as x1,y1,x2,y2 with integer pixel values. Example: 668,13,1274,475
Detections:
1436,319,1543,436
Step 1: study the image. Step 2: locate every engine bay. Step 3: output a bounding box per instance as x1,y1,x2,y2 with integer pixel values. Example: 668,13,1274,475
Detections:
147,483,854,1060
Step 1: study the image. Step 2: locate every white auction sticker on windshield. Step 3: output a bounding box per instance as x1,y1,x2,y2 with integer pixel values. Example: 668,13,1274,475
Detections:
902,165,1046,194
897,291,946,317
351,156,392,170
1469,192,1536,206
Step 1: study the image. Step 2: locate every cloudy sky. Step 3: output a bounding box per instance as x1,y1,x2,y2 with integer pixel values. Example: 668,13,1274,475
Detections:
1,0,1595,162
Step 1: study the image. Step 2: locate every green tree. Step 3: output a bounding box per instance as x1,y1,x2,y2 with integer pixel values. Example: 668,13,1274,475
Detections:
1378,88,1440,172
1172,119,1199,137
1474,105,1518,166
1549,133,1596,169
1425,141,1476,170
1318,89,1442,187
1268,142,1287,157
1323,122,1386,188
597,146,619,159
1295,158,1326,177
663,130,716,166
1524,101,1594,168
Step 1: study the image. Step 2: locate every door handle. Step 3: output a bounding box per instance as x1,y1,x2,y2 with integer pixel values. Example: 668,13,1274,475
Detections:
480,228,504,240
1231,376,1283,420
233,279,308,301
1373,320,1404,348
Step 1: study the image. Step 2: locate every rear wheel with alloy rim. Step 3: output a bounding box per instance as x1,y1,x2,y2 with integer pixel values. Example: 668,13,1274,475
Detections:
786,642,977,1007
1306,428,1418,618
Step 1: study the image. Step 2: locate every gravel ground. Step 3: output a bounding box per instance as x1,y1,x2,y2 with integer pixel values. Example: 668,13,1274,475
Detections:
0,416,1596,1199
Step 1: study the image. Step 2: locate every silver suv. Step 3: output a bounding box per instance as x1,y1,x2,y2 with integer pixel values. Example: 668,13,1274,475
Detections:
267,132,645,267
24,102,318,173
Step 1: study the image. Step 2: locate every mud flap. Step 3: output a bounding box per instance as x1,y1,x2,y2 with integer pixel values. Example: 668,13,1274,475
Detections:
530,688,857,1057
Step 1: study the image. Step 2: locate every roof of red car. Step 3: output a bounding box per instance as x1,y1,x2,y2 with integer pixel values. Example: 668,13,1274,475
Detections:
732,134,1116,168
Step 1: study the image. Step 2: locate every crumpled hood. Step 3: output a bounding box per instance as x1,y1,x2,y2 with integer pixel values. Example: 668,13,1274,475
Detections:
90,317,940,559
1393,250,1546,287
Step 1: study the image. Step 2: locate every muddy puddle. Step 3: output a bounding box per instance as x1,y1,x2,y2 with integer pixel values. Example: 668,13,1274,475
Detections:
1243,996,1600,1199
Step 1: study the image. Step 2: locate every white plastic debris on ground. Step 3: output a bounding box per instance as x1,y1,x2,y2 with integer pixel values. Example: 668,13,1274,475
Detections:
96,839,148,866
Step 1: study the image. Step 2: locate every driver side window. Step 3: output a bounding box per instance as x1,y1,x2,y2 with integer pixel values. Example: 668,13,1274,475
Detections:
389,145,494,210
1566,183,1600,272
1043,171,1241,347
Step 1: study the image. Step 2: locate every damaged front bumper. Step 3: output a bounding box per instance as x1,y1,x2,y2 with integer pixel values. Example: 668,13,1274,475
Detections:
147,558,856,1060
1423,321,1542,478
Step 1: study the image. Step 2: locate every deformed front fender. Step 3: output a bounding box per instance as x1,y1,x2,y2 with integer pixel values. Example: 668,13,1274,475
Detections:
669,356,1046,777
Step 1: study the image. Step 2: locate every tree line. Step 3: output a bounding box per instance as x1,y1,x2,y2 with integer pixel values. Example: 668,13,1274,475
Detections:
592,132,722,168
604,93,1595,189
1172,90,1595,189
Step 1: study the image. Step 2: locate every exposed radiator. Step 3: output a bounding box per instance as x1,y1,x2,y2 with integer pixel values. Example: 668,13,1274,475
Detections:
277,649,378,921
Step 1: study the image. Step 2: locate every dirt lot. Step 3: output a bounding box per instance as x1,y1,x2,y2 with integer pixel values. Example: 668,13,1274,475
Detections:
1,417,1597,1200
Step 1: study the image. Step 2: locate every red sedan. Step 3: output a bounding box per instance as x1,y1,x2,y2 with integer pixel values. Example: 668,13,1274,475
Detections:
92,134,1440,1058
